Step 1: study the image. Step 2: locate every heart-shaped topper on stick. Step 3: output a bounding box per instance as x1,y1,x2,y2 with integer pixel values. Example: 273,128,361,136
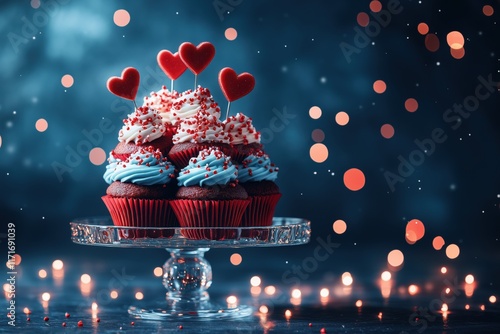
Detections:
218,67,255,119
106,67,140,108
157,50,187,92
179,42,216,90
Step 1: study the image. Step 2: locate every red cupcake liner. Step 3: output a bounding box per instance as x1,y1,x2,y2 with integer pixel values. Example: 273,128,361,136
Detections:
101,195,178,239
170,199,250,240
168,146,203,169
240,193,281,238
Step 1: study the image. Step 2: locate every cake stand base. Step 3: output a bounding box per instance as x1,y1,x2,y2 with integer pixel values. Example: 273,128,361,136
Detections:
128,303,253,320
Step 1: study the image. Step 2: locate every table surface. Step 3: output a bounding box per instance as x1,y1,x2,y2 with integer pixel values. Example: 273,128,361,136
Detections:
2,255,500,334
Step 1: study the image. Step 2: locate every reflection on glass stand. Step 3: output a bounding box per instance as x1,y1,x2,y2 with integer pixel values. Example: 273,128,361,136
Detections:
70,217,311,320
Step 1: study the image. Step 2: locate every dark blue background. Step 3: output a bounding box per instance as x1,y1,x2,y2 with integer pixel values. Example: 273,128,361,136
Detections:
1,0,499,289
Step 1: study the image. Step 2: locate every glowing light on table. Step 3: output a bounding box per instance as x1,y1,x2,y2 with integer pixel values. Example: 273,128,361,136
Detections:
355,300,363,307
42,292,51,301
80,274,91,284
250,276,261,287
226,295,237,308
23,307,31,315
465,282,475,297
284,309,292,320
52,260,63,270
441,303,448,312
342,272,353,286
320,288,329,298
264,286,276,295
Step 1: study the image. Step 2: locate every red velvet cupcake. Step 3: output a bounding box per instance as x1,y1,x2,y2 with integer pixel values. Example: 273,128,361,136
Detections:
170,148,249,240
238,150,281,231
102,146,178,238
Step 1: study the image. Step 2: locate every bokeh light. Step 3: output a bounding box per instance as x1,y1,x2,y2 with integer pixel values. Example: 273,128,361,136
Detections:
483,5,494,16
30,0,40,9
480,305,485,311
441,266,447,274
310,143,328,163
80,274,91,284
441,303,449,312
355,300,363,307
387,249,404,267
153,267,163,277
417,22,429,35
259,305,268,314
446,31,465,50
285,309,292,319
110,290,118,299
264,286,276,295
226,295,237,304
465,274,474,284
250,276,261,287
320,288,329,298
381,271,391,281
135,291,144,300
38,269,47,279
230,253,242,266
445,244,460,259
333,219,347,234
369,1,382,13
291,288,301,299
343,168,365,191
309,106,322,119
357,12,369,27
52,260,64,270
373,80,387,94
89,147,106,165
41,292,51,301
342,272,353,286
13,254,21,265
408,284,419,295
490,295,497,303
405,219,425,243
424,33,440,52
224,28,238,41
433,236,445,250
61,74,74,88
113,9,130,27
335,111,350,126
311,129,325,142
450,47,465,60
404,98,418,112
380,124,395,139
35,118,48,132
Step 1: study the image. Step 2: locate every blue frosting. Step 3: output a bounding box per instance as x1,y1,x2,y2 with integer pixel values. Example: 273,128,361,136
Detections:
177,149,238,187
238,153,278,183
103,149,175,186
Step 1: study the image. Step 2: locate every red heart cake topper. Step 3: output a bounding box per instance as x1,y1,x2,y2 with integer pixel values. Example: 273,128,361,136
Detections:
179,42,216,75
106,67,140,101
218,67,255,102
157,50,187,80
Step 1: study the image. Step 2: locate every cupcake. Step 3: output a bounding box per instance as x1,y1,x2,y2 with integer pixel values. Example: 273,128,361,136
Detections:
223,112,262,163
112,106,172,161
168,105,230,168
102,146,178,238
170,147,250,240
238,150,281,229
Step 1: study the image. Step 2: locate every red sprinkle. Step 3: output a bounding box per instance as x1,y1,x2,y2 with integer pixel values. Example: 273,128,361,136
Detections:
26,318,30,322
96,318,101,322
309,323,313,327
62,322,67,327
178,325,183,329
44,316,49,322
131,321,135,326
65,312,70,318
320,328,327,333
77,320,83,327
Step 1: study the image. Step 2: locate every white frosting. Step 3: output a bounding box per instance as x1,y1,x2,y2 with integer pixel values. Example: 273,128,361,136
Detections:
173,112,229,144
169,87,221,125
223,113,261,144
142,87,179,125
118,107,166,145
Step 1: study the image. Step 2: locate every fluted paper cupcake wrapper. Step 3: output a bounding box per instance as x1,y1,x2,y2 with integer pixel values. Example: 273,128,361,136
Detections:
170,199,250,240
101,195,177,239
240,193,281,238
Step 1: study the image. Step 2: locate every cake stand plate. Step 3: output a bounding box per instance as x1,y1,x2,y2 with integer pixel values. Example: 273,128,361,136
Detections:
70,217,311,320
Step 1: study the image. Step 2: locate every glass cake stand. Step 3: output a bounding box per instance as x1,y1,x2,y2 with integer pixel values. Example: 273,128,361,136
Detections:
70,217,311,320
